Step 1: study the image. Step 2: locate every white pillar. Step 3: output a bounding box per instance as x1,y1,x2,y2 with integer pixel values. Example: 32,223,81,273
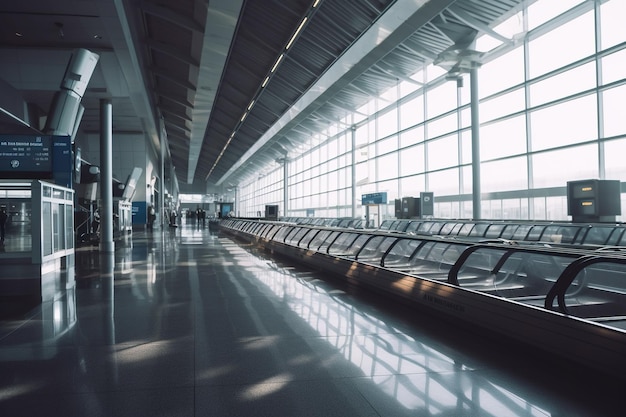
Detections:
99,99,114,252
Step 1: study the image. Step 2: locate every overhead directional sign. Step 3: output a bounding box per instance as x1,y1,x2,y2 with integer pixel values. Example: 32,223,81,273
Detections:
361,192,387,205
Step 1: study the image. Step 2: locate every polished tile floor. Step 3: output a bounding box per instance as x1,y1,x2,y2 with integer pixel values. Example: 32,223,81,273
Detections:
0,223,623,416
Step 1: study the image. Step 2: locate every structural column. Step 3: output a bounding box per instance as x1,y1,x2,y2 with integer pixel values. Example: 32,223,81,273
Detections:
100,99,114,252
351,126,357,218
470,68,481,220
160,122,166,229
281,157,289,217
234,187,239,217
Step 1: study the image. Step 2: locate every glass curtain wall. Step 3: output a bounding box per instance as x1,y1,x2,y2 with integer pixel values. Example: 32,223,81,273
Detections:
238,0,626,222
238,167,283,217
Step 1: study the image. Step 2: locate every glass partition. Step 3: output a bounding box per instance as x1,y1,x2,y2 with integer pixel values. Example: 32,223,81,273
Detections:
382,238,425,268
315,230,342,253
273,225,296,242
582,226,617,246
220,220,626,331
298,229,320,249
327,232,361,256
286,227,309,245
453,247,577,302
0,179,77,301
31,180,74,263
554,256,626,326
355,235,397,263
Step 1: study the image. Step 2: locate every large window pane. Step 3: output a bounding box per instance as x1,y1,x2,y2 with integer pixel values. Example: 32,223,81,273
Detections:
480,88,525,123
528,11,595,78
530,94,597,151
603,84,626,137
399,94,424,130
399,78,420,98
400,125,424,147
338,167,350,188
426,82,458,118
601,49,626,86
377,153,399,181
529,62,596,107
502,198,524,219
378,107,398,139
377,134,398,155
356,144,369,163
319,173,329,193
428,168,459,196
604,139,626,181
327,156,338,171
461,165,473,195
460,131,471,165
310,149,319,166
460,108,471,129
479,47,525,98
481,115,527,161
427,134,458,171
482,156,528,193
426,113,457,139
377,179,398,202
355,124,369,147
545,196,568,221
527,0,586,31
400,175,425,197
532,145,598,188
356,162,368,185
601,0,626,49
399,144,425,177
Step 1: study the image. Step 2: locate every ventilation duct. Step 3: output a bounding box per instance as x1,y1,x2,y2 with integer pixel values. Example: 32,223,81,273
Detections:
44,48,100,138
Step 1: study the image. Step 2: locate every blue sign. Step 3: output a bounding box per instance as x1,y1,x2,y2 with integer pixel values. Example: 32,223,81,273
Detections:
52,135,72,188
361,192,387,205
133,201,146,224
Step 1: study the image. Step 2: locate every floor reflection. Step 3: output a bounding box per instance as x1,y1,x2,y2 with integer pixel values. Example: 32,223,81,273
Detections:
0,226,621,416
224,246,554,416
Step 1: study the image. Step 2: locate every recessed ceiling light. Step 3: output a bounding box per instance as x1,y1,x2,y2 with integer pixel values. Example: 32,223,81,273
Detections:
15,32,23,37
93,34,102,40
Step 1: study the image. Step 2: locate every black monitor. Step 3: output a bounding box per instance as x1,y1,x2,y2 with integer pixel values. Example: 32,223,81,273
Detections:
567,179,621,223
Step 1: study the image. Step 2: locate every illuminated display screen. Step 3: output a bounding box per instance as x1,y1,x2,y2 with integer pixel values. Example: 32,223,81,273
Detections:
0,135,52,174
0,135,72,186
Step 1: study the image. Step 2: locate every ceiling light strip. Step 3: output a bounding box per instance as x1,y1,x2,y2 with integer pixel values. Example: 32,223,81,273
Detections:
206,0,323,181
270,54,284,73
286,17,308,50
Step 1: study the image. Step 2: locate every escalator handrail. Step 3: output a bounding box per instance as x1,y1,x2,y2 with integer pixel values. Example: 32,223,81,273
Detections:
545,253,626,314
446,242,588,287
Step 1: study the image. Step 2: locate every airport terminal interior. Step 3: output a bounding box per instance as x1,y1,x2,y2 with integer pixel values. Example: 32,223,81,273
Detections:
2,0,626,415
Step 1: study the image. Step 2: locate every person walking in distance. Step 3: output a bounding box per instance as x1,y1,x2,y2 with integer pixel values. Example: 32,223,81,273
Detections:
0,206,8,244
147,205,156,231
